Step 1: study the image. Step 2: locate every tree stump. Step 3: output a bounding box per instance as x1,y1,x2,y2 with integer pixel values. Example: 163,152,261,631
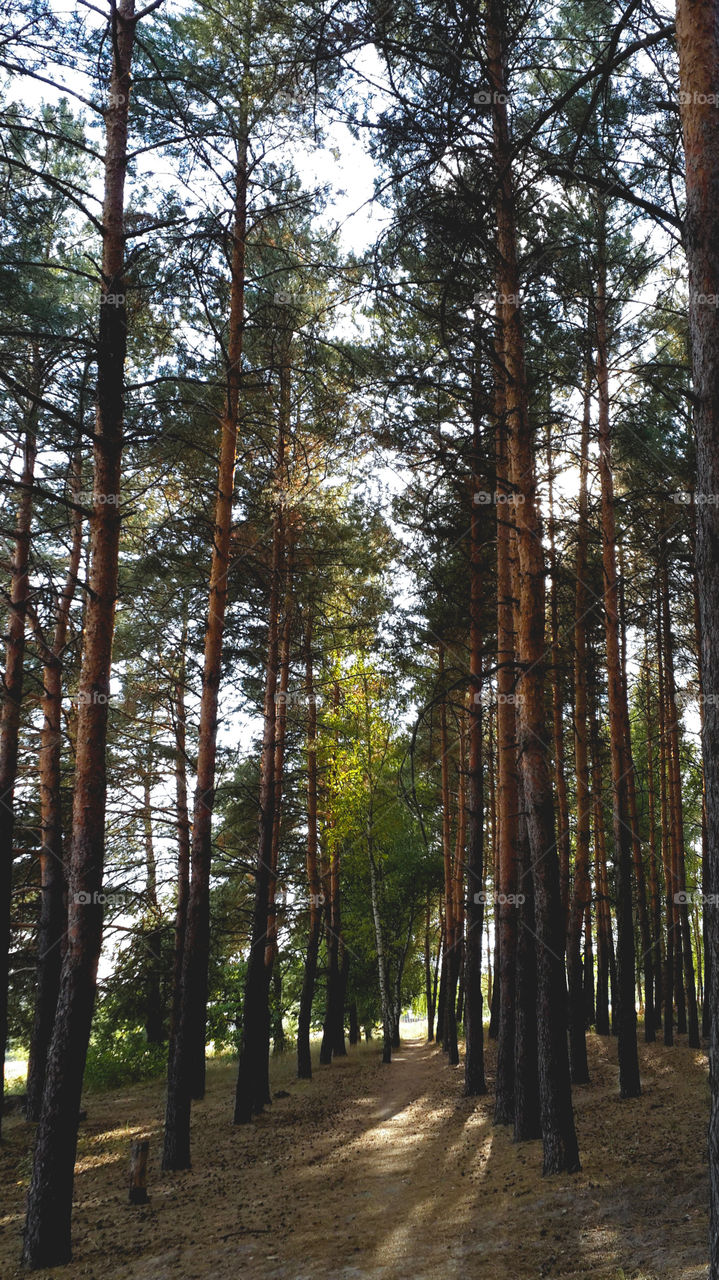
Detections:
129,1139,150,1204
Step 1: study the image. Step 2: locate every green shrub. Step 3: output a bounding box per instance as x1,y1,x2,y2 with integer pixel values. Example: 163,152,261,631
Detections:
83,1021,167,1091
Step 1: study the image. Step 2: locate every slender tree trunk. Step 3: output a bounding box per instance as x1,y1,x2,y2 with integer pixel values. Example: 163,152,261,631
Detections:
546,428,570,927
644,657,663,1031
142,740,163,1046
567,355,592,1083
487,0,578,1168
439,652,459,1064
661,561,700,1046
23,6,136,1262
169,626,190,1048
595,237,640,1098
0,405,37,1136
297,614,322,1079
492,329,518,1121
436,919,446,1048
25,445,83,1121
464,425,486,1094
513,770,541,1141
424,893,435,1042
432,916,442,1041
583,901,595,1029
368,846,392,1063
657,598,675,1048
163,118,248,1168
261,535,293,1101
618,547,654,1043
234,450,284,1124
591,706,612,1036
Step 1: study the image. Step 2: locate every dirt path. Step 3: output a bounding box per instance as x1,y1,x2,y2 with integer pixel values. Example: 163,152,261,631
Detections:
0,1030,710,1279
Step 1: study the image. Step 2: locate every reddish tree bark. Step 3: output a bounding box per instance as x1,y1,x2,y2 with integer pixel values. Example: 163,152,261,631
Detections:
546,428,570,927
674,1,719,1261
567,357,592,1083
25,446,84,1120
297,614,322,1079
438,651,459,1065
492,332,519,1123
487,0,579,1170
661,561,700,1046
595,237,640,1097
0,401,37,1137
169,622,191,1048
23,4,137,1262
464,410,486,1096
163,115,248,1170
234,401,286,1122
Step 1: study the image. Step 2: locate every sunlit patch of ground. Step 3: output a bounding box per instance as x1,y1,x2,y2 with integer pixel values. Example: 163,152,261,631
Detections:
0,1027,709,1279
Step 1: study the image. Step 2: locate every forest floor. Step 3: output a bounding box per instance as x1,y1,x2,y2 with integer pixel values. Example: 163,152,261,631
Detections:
0,1027,710,1280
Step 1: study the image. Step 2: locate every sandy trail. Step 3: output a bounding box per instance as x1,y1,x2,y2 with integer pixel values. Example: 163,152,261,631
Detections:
0,1029,710,1279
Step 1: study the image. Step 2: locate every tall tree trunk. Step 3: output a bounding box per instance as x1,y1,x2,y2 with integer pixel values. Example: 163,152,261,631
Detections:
657,597,675,1047
567,353,592,1083
261,534,293,1101
0,402,37,1136
674,3,719,1261
234,437,284,1124
25,444,83,1121
368,846,392,1064
591,705,613,1037
23,5,135,1262
320,677,347,1064
492,325,519,1121
644,655,663,1031
163,116,248,1168
595,236,640,1098
513,770,541,1141
618,547,654,1042
583,901,595,1029
169,622,190,1049
142,734,163,1046
424,893,435,1042
439,651,459,1064
485,5,578,1168
546,427,570,927
661,561,700,1046
464,419,486,1095
297,614,322,1079
488,0,579,1168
